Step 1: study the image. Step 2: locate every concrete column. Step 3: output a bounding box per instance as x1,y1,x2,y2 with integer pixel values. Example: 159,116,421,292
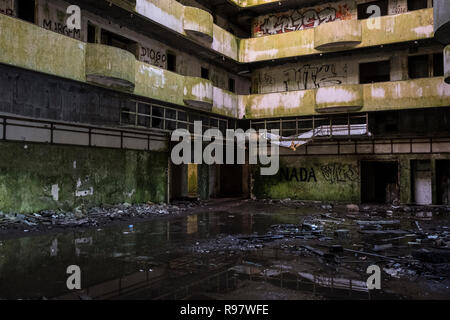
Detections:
434,0,450,44
431,159,437,205
399,159,411,204
445,46,450,84
197,164,209,200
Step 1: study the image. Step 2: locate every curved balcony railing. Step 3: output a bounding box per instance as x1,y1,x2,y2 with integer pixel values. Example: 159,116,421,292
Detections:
183,77,214,111
314,20,362,51
434,0,450,44
1,13,448,121
85,44,136,91
445,46,450,84
183,6,214,43
315,85,363,113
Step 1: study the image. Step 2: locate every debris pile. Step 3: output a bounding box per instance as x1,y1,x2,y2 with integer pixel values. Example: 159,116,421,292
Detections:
0,201,201,233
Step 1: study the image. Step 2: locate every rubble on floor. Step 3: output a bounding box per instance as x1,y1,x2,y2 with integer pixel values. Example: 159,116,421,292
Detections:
0,201,203,233
192,200,450,297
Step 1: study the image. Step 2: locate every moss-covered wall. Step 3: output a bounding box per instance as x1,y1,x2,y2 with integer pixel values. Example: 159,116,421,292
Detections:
252,154,450,204
0,142,168,213
252,156,360,202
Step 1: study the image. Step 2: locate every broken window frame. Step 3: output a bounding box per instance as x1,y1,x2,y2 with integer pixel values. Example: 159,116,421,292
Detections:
120,100,231,135
249,113,370,140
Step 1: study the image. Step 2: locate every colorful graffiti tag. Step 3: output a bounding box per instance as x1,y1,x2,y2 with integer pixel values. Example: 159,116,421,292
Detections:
252,1,355,37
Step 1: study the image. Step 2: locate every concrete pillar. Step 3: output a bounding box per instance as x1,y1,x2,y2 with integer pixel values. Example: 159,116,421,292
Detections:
197,164,209,200
431,159,437,205
434,0,450,44
399,159,411,204
445,46,450,84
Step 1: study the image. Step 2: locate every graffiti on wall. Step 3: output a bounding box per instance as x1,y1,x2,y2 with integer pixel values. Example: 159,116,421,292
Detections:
39,4,82,40
0,7,13,16
282,63,347,91
279,163,358,184
42,19,82,39
253,62,347,93
140,47,167,68
320,163,359,184
0,0,14,16
252,72,275,93
252,0,354,37
389,0,407,15
280,167,318,182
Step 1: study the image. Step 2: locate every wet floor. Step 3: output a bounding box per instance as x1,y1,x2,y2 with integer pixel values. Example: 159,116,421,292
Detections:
0,204,309,299
0,201,449,300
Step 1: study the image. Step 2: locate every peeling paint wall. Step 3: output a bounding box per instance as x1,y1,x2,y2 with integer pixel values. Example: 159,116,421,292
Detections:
0,0,15,16
0,142,168,213
34,0,250,94
252,0,356,37
252,156,360,202
251,0,410,37
253,154,450,204
251,46,441,94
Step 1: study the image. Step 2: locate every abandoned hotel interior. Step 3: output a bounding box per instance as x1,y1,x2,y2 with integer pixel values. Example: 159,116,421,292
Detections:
0,0,450,302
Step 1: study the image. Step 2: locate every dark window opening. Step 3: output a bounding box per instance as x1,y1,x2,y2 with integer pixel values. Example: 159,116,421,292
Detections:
17,0,35,23
87,23,96,43
359,60,390,84
219,164,244,197
167,52,176,72
361,161,399,204
408,54,429,79
408,0,428,11
436,160,450,205
121,108,131,124
101,29,138,58
433,52,444,77
357,0,388,20
412,160,433,205
201,67,209,80
228,78,235,93
151,106,163,129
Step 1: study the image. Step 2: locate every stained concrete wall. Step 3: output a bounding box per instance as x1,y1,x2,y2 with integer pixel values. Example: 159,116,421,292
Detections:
252,46,443,94
252,154,450,204
0,64,133,127
252,156,361,202
251,0,411,37
33,0,250,94
0,0,14,16
0,141,168,213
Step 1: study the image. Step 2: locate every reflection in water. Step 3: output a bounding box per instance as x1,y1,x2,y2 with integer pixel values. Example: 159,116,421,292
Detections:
0,209,299,300
50,239,58,257
186,215,198,235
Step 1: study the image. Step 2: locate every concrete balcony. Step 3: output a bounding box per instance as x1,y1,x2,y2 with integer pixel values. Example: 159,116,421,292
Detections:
244,78,450,119
0,13,85,82
243,90,316,119
314,20,362,51
85,44,136,91
183,6,214,43
241,8,434,62
445,46,450,84
183,77,214,111
1,13,447,121
124,1,434,63
363,77,450,112
434,0,450,44
315,85,363,113
110,0,137,11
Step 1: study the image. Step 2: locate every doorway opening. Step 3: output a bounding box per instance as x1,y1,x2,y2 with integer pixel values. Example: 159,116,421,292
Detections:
436,160,450,205
361,161,399,204
411,160,432,205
